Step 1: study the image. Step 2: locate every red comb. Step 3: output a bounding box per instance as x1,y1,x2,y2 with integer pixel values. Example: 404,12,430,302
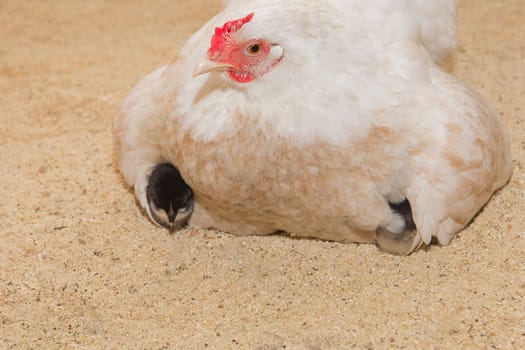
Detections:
209,13,254,57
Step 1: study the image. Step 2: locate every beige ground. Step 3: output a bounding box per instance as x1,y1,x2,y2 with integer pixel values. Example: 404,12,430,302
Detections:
1,0,524,349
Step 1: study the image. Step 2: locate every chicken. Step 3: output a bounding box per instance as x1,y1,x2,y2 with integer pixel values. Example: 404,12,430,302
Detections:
113,0,512,255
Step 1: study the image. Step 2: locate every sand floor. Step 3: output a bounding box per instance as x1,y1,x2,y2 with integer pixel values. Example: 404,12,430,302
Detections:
1,0,524,348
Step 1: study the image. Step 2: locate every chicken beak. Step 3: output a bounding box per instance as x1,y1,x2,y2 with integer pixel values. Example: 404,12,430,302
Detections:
192,59,235,77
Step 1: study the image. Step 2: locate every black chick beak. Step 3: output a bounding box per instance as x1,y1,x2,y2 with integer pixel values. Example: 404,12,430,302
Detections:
167,203,176,224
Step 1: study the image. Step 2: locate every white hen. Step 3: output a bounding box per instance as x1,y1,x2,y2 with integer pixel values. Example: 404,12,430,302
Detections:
113,0,512,255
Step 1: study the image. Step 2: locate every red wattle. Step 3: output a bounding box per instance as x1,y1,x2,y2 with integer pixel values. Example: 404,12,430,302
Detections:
229,70,256,83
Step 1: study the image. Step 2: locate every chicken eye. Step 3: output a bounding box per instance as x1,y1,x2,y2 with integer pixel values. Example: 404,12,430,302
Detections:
245,43,262,55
